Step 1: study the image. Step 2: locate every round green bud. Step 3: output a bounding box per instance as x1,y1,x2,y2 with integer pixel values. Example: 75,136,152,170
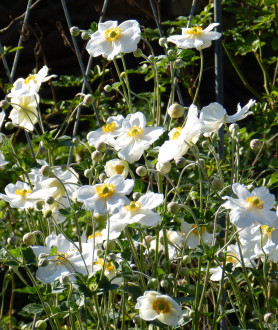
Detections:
81,31,90,40
167,202,181,214
206,222,216,234
97,249,104,258
132,315,141,324
202,140,209,148
94,213,107,224
148,55,154,62
99,173,107,182
120,72,126,80
188,284,196,295
0,99,9,109
264,312,275,323
251,310,261,319
7,236,20,246
229,123,239,135
136,166,147,177
180,267,190,277
23,232,36,245
72,137,79,145
38,258,49,267
95,141,106,152
223,281,232,290
189,310,195,318
35,320,47,330
175,157,186,168
107,253,116,262
84,168,93,178
250,139,262,151
91,150,102,162
46,196,55,205
103,240,116,251
133,48,143,58
144,235,153,244
167,103,184,119
156,161,171,174
35,201,44,210
60,164,68,172
158,37,167,47
148,278,159,289
104,85,112,93
60,274,70,285
182,255,191,264
211,178,224,191
39,165,51,177
160,279,169,288
5,122,14,130
84,94,93,105
43,210,52,218
132,192,141,201
70,26,80,37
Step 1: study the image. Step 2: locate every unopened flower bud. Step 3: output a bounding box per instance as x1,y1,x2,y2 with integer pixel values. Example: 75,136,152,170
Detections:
60,274,70,285
43,210,52,218
107,253,116,262
35,201,44,210
133,48,143,58
148,55,154,62
145,235,153,244
160,279,169,288
103,240,116,251
96,141,106,152
251,310,261,319
223,281,232,290
132,192,141,201
132,315,140,324
182,255,191,264
84,94,93,105
99,172,107,182
81,31,90,40
38,258,49,267
158,37,167,47
39,165,51,177
46,196,55,205
167,103,184,119
97,249,104,258
211,178,224,191
148,278,159,289
5,122,14,130
167,49,175,58
156,161,171,174
104,85,112,93
206,222,216,234
91,150,102,162
202,140,209,148
167,202,181,214
23,232,36,245
120,72,126,80
175,157,186,168
84,168,93,178
72,137,79,145
0,99,9,109
250,139,262,151
7,236,20,246
94,213,107,224
70,26,80,37
60,164,68,172
180,267,190,277
229,123,239,135
174,59,184,69
264,312,275,323
136,166,147,177
38,253,48,260
35,320,47,330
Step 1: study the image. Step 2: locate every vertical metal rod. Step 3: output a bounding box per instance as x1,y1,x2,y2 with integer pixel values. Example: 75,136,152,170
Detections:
187,0,198,28
0,42,12,84
10,0,33,81
214,0,224,160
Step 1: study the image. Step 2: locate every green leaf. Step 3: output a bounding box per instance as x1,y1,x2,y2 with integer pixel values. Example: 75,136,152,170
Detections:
133,179,145,193
271,38,278,51
269,172,278,186
22,303,44,314
49,246,57,256
121,284,142,300
14,287,37,294
22,247,36,265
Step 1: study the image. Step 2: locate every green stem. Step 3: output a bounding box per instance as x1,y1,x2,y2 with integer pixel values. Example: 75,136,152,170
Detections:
192,50,203,105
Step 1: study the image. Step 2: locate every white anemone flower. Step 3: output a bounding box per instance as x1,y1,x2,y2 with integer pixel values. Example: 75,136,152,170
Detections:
180,221,214,249
158,104,202,163
114,112,164,163
77,174,134,214
135,291,182,327
31,233,95,283
222,183,277,228
104,159,129,178
92,254,122,285
109,192,164,234
88,228,120,247
86,20,141,60
0,181,56,209
167,23,221,50
8,65,56,98
9,93,39,131
200,99,256,137
87,115,124,148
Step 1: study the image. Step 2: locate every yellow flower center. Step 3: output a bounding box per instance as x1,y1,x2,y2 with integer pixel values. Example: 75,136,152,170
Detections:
88,232,103,240
186,26,203,37
124,201,141,212
226,253,237,265
115,165,125,175
105,27,121,41
191,224,206,236
24,74,36,84
126,126,143,137
94,258,115,271
246,196,264,209
153,299,171,314
170,127,182,140
56,251,69,263
261,225,274,237
96,183,115,198
15,188,32,196
102,122,116,133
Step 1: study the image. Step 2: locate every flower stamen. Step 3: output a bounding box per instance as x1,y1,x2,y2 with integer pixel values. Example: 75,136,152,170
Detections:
15,188,32,196
124,201,141,212
24,75,36,84
153,299,171,314
246,196,264,209
186,26,203,37
96,183,115,198
105,27,121,41
170,127,182,140
102,122,116,133
261,225,274,237
127,126,143,137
